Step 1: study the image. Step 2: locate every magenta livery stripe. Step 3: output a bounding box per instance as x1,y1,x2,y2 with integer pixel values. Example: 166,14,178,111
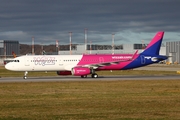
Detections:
77,54,139,70
122,31,165,70
76,31,165,71
145,31,164,50
141,31,164,55
77,54,134,65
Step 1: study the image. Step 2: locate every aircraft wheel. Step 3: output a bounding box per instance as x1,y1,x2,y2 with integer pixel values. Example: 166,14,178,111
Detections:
24,71,28,79
81,75,87,78
92,73,98,78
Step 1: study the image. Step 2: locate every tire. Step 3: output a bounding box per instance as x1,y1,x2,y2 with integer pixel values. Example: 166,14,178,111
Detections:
92,73,98,78
81,75,87,78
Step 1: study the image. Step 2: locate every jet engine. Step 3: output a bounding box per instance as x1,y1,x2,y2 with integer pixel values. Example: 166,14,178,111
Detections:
151,57,158,62
71,67,91,76
56,71,72,75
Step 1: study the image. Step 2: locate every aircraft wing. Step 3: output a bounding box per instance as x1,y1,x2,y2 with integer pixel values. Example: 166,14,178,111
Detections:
78,59,132,69
77,50,138,69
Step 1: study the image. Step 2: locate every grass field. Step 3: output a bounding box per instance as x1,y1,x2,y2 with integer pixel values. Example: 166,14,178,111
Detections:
0,66,180,119
0,80,180,120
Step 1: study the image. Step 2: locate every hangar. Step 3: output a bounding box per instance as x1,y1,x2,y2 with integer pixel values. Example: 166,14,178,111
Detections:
0,40,19,64
166,41,180,64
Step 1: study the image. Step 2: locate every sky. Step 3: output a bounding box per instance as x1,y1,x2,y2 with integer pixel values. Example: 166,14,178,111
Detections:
0,0,180,45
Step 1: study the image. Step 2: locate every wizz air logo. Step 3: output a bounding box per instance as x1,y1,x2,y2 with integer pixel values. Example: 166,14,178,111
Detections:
112,56,131,59
33,57,56,66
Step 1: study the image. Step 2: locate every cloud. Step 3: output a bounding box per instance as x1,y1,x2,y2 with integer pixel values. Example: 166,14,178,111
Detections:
0,0,180,44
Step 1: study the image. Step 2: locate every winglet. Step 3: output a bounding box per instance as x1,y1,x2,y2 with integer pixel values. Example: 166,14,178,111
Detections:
131,50,138,60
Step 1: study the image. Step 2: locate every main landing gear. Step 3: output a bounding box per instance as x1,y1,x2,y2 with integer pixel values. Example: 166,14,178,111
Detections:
91,73,98,78
23,71,28,79
91,69,98,78
81,73,98,78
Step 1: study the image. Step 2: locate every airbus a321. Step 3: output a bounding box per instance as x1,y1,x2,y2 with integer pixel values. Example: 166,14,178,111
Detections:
5,31,168,79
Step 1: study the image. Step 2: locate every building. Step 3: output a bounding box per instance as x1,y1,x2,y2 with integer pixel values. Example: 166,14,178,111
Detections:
0,40,20,64
58,44,149,55
1,40,179,64
166,41,180,64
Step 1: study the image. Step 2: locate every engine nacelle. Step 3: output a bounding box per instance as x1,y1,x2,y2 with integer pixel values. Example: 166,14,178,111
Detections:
57,71,72,75
151,57,158,62
72,67,91,76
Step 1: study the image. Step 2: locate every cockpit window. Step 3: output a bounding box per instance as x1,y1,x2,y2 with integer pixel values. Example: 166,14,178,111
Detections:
13,60,20,62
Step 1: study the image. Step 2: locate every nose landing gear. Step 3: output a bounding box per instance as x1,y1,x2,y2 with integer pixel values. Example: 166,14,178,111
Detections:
23,71,28,79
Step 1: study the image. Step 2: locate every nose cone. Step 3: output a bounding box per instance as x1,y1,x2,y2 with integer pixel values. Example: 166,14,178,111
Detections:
5,63,15,71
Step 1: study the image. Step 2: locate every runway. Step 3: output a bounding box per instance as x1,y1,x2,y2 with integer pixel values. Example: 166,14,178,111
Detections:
0,75,180,83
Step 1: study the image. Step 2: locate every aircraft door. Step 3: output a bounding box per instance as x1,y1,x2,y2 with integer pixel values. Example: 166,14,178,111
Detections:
59,58,63,65
24,56,30,66
99,57,104,63
59,57,64,69
141,55,145,64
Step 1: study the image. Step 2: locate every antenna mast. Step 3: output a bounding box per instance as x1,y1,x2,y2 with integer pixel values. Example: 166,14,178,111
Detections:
112,34,115,54
84,28,87,54
69,32,72,55
32,37,34,55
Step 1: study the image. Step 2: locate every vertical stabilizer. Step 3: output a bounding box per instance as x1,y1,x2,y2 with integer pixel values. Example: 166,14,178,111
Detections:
141,31,164,55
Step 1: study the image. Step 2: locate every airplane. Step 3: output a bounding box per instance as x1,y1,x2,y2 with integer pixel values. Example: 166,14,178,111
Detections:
5,31,168,79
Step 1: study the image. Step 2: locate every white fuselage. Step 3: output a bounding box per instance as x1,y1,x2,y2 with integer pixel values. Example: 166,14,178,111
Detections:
5,55,83,71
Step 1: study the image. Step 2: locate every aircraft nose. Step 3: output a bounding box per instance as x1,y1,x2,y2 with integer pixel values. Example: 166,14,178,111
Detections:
5,63,14,71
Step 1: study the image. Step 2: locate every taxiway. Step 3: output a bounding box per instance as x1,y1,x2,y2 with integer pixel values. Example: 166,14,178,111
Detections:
0,75,180,83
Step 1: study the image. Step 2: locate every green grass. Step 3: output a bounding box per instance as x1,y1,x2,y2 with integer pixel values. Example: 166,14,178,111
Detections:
1,66,180,119
0,80,180,119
